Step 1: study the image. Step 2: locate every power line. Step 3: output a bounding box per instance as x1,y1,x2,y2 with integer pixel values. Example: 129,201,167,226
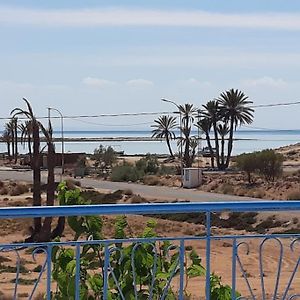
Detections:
241,124,300,131
251,101,300,108
1,99,300,121
0,111,175,121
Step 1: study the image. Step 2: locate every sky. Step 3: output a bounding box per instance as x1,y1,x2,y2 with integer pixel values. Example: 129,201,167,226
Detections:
0,0,300,130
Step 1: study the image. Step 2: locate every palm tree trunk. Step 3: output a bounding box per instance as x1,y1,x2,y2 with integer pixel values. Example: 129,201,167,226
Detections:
166,136,174,158
183,119,191,167
38,142,55,242
11,129,15,161
32,122,42,238
221,136,225,169
51,217,65,239
212,121,220,169
14,119,18,164
6,142,11,159
205,133,214,168
225,116,235,168
28,135,32,166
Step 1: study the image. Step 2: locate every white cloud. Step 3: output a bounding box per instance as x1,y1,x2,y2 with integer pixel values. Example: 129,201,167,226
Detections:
182,78,212,87
241,76,288,88
1,6,300,30
126,79,154,87
82,77,116,88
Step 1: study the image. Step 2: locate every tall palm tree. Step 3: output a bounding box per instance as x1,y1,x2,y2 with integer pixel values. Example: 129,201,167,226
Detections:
217,123,230,169
202,100,221,169
196,117,215,168
178,104,198,167
217,89,254,168
151,115,177,158
11,98,42,240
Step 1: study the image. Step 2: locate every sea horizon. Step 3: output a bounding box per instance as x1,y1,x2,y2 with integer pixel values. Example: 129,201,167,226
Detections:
1,129,299,156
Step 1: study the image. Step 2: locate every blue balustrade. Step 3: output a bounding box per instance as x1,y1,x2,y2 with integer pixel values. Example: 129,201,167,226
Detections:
0,201,299,299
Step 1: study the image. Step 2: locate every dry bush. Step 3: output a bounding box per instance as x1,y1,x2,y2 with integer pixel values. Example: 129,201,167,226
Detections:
206,182,219,192
130,195,146,204
123,189,133,196
0,187,8,195
220,183,234,195
235,188,248,197
0,181,3,188
287,190,300,200
253,188,266,199
143,175,161,186
8,183,29,196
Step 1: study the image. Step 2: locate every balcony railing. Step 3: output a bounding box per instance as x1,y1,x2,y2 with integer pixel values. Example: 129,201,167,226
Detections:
0,201,299,299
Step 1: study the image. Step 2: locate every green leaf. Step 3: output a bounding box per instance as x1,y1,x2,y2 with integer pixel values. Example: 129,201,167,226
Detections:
189,249,202,266
66,259,76,275
187,264,205,277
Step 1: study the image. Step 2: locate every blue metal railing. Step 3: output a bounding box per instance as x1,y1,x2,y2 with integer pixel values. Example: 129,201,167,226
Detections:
0,201,299,300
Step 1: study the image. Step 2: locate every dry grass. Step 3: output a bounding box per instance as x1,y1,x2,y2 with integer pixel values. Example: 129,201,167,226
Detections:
287,190,300,200
143,175,161,186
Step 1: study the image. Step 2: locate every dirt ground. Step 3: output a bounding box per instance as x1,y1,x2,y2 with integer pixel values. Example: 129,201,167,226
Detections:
0,187,299,299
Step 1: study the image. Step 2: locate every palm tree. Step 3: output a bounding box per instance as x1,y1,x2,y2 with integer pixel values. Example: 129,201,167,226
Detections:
217,123,230,169
11,98,42,240
202,100,221,169
12,99,64,242
196,117,215,168
19,120,33,164
6,120,15,160
178,104,198,167
217,89,254,168
151,115,177,158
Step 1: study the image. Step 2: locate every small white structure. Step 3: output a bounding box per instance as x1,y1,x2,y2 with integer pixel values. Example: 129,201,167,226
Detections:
182,168,202,188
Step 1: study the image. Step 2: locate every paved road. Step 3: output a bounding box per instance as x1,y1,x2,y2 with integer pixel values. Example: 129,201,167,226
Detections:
0,169,255,202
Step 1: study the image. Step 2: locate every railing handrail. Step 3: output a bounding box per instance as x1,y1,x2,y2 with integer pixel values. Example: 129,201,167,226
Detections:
1,201,300,219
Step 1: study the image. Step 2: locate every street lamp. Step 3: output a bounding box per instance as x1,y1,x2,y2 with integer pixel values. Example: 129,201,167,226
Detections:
48,107,65,178
161,98,183,187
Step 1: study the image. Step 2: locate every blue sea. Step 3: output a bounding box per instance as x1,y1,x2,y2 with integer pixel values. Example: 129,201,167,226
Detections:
1,130,299,155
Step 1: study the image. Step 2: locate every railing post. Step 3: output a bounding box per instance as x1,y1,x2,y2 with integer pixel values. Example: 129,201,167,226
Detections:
231,238,237,300
179,239,185,300
75,244,81,300
46,245,52,300
205,211,211,300
103,244,110,300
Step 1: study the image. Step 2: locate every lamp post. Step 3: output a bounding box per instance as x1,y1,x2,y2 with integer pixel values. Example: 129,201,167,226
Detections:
161,98,183,187
48,107,65,178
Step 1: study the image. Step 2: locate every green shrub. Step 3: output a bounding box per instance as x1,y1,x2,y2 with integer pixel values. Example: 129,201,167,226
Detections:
236,152,258,183
256,149,283,182
111,163,143,182
158,165,176,175
93,145,117,170
51,182,239,299
236,149,283,182
135,153,159,174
